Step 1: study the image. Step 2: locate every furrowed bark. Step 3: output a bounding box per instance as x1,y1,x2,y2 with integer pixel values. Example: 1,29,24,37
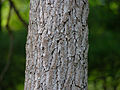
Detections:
24,0,89,90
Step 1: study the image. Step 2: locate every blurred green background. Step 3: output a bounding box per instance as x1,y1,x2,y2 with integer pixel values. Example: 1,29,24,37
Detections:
0,0,120,90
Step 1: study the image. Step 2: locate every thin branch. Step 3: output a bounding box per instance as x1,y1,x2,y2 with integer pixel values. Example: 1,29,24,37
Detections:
0,4,14,83
9,0,28,28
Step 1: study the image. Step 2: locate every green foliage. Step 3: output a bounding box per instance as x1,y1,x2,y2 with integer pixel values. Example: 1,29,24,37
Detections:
88,0,120,89
0,0,28,89
0,0,120,90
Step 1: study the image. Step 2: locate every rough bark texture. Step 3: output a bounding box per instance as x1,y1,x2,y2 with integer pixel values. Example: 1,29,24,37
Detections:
24,0,89,90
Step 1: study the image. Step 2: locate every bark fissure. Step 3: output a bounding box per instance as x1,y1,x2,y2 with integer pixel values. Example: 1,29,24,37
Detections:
25,0,89,90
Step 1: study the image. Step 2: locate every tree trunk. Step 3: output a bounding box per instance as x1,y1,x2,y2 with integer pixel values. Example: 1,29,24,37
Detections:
113,86,117,90
102,77,107,90
93,80,97,90
24,0,89,90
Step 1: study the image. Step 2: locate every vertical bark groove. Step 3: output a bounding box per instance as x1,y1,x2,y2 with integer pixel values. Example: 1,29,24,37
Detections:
25,0,89,90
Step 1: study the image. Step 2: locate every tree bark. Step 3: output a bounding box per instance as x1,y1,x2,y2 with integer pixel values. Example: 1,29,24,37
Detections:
24,0,89,90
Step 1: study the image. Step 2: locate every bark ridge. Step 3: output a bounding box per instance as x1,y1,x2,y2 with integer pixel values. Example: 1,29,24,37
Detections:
25,0,89,90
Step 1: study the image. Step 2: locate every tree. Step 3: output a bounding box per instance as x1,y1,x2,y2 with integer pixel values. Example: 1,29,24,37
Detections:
24,0,89,90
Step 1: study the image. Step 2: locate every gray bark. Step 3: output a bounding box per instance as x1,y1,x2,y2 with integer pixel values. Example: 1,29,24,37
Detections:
24,0,89,90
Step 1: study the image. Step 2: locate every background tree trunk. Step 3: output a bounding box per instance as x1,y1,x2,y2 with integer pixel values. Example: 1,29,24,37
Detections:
24,0,89,90
102,77,107,90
